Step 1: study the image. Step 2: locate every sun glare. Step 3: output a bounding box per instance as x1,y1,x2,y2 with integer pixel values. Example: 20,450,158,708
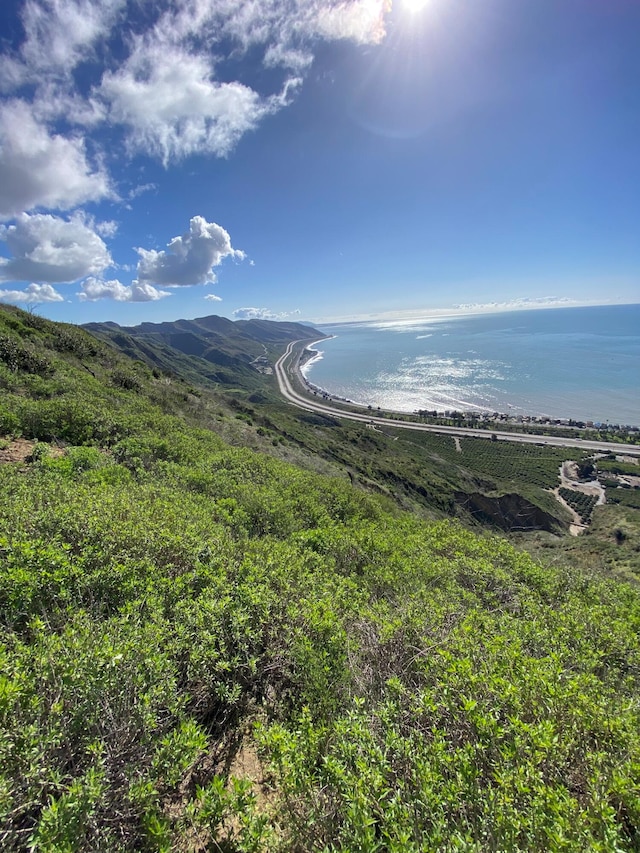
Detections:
402,0,430,12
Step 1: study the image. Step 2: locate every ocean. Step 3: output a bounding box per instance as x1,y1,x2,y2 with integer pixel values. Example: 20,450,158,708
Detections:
302,304,640,427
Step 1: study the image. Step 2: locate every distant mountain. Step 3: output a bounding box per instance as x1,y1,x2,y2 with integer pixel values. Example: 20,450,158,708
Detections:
83,314,322,387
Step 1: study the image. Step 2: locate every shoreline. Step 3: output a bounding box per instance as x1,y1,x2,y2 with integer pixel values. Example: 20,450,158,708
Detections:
295,342,640,436
298,339,360,408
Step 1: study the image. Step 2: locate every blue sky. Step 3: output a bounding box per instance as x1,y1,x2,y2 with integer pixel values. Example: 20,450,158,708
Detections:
0,0,638,326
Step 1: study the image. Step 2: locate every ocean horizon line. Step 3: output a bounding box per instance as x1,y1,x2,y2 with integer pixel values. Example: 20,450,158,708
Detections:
307,299,640,329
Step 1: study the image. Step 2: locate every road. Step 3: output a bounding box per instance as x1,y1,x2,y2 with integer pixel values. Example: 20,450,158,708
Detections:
275,341,640,455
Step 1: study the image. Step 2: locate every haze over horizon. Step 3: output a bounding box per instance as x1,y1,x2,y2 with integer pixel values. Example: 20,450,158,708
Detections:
0,0,638,326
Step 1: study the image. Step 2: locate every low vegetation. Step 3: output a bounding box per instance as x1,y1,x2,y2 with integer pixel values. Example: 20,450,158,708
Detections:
1,304,640,851
606,487,640,511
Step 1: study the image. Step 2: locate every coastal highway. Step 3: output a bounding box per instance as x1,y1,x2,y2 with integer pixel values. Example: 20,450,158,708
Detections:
275,341,640,456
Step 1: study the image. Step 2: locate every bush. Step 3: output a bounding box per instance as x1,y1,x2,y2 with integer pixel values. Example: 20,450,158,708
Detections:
0,334,53,377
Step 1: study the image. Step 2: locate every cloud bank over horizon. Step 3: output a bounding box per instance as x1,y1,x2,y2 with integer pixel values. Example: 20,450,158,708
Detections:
233,307,301,321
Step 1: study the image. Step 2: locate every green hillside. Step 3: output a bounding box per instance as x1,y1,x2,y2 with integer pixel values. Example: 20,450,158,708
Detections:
1,304,640,852
83,315,323,392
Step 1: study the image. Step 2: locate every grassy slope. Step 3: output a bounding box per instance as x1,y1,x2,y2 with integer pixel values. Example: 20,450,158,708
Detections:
1,305,640,851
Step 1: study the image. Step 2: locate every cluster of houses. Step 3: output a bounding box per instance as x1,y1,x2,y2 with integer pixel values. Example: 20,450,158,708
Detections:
416,409,639,434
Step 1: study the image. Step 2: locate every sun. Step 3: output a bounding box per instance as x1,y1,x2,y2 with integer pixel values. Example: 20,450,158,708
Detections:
402,0,430,12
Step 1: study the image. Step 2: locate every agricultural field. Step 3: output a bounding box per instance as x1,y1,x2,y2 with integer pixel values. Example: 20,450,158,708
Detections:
455,437,578,490
606,487,640,511
597,458,640,477
558,487,599,524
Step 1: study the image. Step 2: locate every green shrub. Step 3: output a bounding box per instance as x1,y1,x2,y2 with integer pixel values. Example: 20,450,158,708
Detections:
0,334,53,377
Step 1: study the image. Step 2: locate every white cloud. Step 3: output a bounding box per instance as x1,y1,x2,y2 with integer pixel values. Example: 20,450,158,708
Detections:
128,183,157,201
264,44,314,72
32,85,108,127
78,277,170,302
453,297,576,312
0,100,111,219
0,282,64,304
92,1,387,164
0,0,124,90
94,219,118,238
98,45,285,164
204,293,222,301
0,213,112,284
233,306,300,320
205,0,389,61
136,215,244,287
313,0,389,45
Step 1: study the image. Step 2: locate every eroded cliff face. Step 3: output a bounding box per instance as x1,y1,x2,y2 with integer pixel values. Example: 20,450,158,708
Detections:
455,491,564,533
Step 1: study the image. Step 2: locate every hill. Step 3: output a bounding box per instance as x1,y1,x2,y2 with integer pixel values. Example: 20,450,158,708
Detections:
83,314,323,390
1,303,640,851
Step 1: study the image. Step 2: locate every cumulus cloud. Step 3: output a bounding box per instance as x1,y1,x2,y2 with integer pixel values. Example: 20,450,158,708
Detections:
204,293,222,301
136,215,244,287
0,1,397,313
0,213,112,284
94,219,118,238
78,277,170,302
233,306,300,320
0,100,111,219
0,282,64,304
98,45,290,164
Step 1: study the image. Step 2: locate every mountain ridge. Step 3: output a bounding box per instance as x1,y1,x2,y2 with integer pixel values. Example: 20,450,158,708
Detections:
83,313,323,388
83,314,322,358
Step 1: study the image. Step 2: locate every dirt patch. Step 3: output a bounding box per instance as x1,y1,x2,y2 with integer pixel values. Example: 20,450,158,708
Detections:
558,459,606,507
218,735,278,848
227,740,265,787
0,438,64,464
561,460,580,482
162,730,277,852
0,438,37,463
226,738,276,817
621,475,640,488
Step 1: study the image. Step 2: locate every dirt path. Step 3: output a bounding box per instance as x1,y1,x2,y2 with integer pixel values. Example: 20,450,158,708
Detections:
0,438,64,465
552,459,608,536
552,486,587,536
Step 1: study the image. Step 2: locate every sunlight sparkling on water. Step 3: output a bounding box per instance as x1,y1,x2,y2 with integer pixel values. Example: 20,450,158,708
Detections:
306,305,640,425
